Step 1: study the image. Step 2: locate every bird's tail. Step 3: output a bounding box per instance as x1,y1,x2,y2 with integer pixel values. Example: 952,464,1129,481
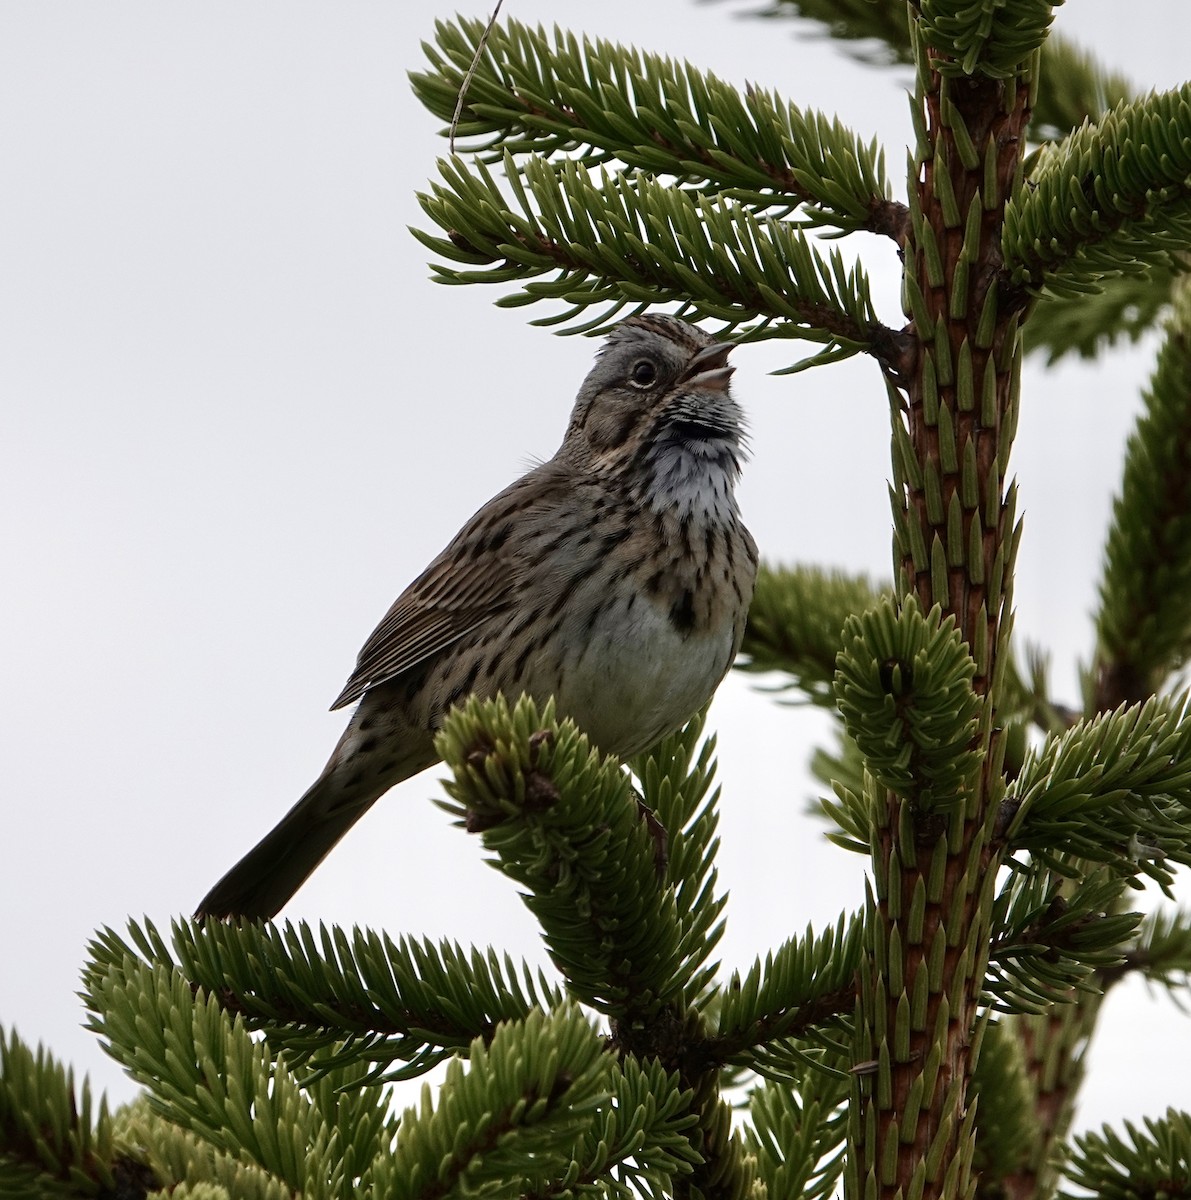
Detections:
195,687,437,921
193,768,388,920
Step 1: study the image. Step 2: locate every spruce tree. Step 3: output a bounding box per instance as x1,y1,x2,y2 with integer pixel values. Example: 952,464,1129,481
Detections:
5,3,1191,1197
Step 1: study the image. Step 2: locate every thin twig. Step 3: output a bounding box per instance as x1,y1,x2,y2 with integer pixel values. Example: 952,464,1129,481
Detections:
449,0,505,153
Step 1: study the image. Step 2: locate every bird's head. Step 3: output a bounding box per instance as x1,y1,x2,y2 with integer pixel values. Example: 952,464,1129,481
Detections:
562,315,746,480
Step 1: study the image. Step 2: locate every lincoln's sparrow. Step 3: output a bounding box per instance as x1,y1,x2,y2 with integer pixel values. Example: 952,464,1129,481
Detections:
196,315,757,919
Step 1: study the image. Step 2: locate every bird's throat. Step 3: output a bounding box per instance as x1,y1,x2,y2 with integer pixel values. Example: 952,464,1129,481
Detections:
642,437,741,525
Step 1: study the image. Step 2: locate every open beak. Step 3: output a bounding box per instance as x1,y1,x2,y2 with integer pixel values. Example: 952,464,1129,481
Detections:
681,339,736,392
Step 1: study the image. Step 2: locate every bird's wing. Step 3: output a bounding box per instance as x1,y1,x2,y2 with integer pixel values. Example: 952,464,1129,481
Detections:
329,467,563,710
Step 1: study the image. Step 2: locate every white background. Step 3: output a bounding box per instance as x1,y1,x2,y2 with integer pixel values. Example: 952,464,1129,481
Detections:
2,0,1188,1139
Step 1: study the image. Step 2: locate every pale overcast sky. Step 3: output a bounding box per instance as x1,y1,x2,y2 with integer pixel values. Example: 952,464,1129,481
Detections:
2,0,1189,1137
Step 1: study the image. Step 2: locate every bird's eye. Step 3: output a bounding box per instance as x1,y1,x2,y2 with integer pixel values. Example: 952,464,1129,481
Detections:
629,359,657,388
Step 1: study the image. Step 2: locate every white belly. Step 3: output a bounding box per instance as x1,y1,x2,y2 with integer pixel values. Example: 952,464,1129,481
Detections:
547,594,736,758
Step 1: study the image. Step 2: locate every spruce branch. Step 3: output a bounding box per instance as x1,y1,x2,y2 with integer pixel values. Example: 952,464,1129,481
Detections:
0,1026,158,1199
88,918,559,1082
994,999,1100,1200
438,698,756,1199
1026,258,1186,362
414,152,888,365
110,1098,287,1200
745,1070,850,1200
1093,285,1191,708
631,715,727,1005
1099,906,1191,990
985,865,1140,1013
999,290,1191,1193
834,596,985,812
736,0,917,68
858,16,1033,1191
82,950,393,1199
413,17,901,238
713,913,863,1078
742,564,1044,730
1031,35,1136,142
554,1058,702,1200
967,1019,1040,1186
917,0,1058,79
435,695,716,1026
738,564,890,706
996,554,1191,1198
1061,1108,1191,1200
812,656,1036,861
374,1005,613,1200
1004,82,1191,299
820,726,1024,856
1004,693,1191,890
813,728,874,855
750,5,1126,139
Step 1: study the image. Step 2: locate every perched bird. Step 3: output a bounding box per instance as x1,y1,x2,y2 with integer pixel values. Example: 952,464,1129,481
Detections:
196,315,757,919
